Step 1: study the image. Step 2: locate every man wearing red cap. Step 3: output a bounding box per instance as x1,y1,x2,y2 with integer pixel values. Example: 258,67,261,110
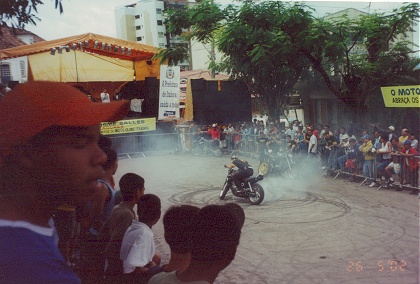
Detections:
0,82,129,283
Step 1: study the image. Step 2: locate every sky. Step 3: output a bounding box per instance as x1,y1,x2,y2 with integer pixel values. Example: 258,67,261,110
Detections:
24,0,414,41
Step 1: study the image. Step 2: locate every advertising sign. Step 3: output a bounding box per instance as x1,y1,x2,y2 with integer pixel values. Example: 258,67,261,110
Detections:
380,85,420,107
100,118,156,135
158,65,180,120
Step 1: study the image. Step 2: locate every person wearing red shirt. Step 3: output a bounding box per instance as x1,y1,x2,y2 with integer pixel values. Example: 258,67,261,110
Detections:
207,123,221,140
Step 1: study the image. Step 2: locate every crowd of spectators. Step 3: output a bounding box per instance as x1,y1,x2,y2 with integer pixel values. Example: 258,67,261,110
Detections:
190,120,419,194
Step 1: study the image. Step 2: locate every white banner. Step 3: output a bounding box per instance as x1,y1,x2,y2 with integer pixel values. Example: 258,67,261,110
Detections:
158,65,180,120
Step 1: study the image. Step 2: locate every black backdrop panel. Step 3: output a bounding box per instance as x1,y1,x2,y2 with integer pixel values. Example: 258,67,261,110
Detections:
191,79,251,125
120,77,159,118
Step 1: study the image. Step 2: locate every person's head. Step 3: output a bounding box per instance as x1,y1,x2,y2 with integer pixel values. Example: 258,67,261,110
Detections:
401,128,408,136
231,155,238,161
98,135,112,150
379,135,388,143
318,124,323,131
362,134,370,143
137,194,161,226
388,126,395,133
349,138,356,145
374,130,381,138
341,134,349,143
119,173,145,202
286,135,292,142
403,139,411,150
0,84,6,93
101,147,118,175
0,82,129,209
190,204,244,268
340,127,346,134
323,125,329,131
333,129,339,136
163,205,200,254
391,138,400,147
409,131,416,140
323,131,330,138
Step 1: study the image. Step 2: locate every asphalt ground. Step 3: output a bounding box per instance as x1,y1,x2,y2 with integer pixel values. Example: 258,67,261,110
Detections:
114,153,419,284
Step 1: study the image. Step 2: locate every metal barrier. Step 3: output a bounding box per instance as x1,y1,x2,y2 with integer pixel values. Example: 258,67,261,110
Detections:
109,132,179,158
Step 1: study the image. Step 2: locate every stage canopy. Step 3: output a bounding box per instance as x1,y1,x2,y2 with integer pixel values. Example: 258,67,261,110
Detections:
0,33,161,82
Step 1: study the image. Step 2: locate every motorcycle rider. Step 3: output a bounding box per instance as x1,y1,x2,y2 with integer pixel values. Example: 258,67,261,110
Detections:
225,156,254,192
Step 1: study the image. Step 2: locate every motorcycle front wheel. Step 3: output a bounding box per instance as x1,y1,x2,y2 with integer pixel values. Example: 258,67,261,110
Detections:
219,181,230,200
258,162,271,176
248,183,264,205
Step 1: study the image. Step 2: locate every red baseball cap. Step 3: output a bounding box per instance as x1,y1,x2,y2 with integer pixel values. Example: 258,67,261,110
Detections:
0,81,130,161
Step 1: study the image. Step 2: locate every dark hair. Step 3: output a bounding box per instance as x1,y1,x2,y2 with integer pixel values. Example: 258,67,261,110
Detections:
163,205,200,253
380,135,388,142
101,148,118,170
119,173,144,200
137,194,161,223
98,135,112,150
286,135,291,139
191,204,243,261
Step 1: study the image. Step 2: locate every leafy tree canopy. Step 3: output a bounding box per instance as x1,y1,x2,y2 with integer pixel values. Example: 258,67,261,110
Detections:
158,1,419,122
0,0,63,29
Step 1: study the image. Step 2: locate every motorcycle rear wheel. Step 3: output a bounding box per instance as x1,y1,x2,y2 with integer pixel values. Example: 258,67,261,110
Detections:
248,184,264,205
258,162,271,176
219,181,230,200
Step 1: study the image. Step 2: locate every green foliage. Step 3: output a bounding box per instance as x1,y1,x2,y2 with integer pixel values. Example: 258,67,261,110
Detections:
161,0,419,121
0,0,63,29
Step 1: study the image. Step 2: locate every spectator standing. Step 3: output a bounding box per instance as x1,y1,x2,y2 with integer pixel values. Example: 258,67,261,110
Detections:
375,135,392,185
101,89,111,103
120,194,161,283
408,131,418,150
358,134,376,187
385,138,403,187
103,173,145,281
399,140,419,192
398,128,409,144
0,82,129,283
307,128,318,161
256,132,269,164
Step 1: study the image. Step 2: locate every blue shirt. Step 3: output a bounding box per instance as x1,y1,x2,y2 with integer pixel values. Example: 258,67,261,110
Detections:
0,220,80,284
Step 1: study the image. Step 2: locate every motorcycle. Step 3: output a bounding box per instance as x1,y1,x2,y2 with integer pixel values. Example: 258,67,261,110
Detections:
219,166,265,205
191,137,222,157
258,149,297,178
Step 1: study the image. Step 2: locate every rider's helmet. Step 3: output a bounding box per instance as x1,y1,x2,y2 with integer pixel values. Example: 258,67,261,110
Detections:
231,155,238,160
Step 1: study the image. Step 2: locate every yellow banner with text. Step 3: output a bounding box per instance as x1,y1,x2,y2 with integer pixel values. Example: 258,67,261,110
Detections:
380,85,420,108
100,118,156,135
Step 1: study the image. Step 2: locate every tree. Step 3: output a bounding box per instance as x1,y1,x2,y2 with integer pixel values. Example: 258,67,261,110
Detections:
289,3,420,123
0,0,63,29
159,1,313,120
159,1,419,123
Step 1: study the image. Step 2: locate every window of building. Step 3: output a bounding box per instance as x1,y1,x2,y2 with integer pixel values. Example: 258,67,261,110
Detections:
1,64,11,76
159,43,165,47
158,32,164,38
156,8,162,14
157,20,163,26
135,15,140,19
136,25,141,30
20,61,25,77
136,36,142,41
